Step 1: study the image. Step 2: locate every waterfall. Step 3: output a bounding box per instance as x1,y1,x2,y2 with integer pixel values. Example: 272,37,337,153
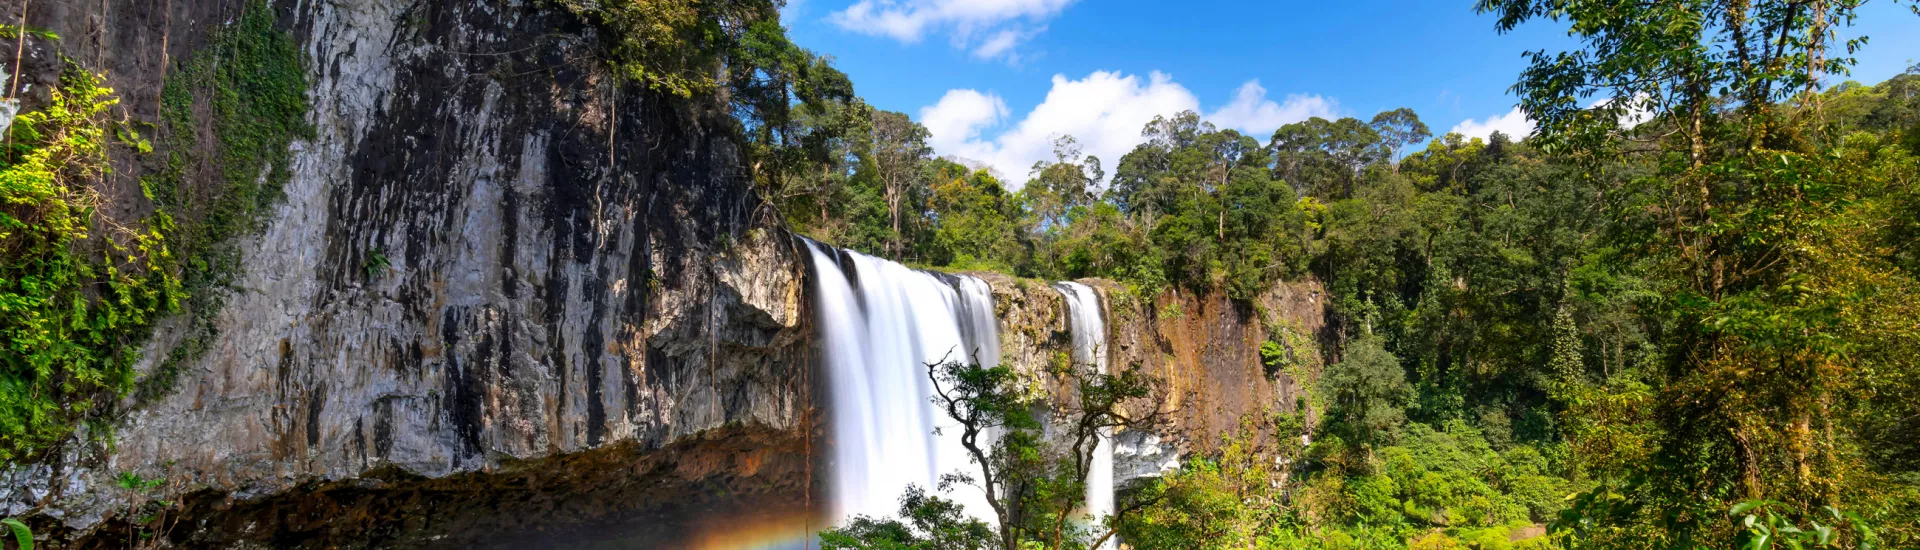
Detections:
803,240,999,525
1054,282,1114,547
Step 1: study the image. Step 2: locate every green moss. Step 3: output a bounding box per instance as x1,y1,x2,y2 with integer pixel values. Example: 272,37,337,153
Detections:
135,1,312,405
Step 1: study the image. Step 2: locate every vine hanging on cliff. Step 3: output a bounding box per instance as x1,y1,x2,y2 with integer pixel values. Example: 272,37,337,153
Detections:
0,0,312,467
134,0,313,405
0,65,178,465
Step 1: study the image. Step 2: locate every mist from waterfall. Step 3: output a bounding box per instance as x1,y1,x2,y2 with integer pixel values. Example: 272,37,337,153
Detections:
803,240,1000,525
1055,282,1114,547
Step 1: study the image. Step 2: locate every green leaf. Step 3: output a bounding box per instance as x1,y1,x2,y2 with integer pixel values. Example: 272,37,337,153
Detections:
1,518,31,550
1748,532,1772,550
1731,501,1768,516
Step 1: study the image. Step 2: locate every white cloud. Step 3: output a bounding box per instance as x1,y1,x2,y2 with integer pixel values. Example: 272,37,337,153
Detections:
970,26,1041,62
918,71,1335,189
1590,96,1655,128
830,0,1076,62
1448,98,1649,143
1450,107,1535,141
1204,80,1338,138
921,89,1011,146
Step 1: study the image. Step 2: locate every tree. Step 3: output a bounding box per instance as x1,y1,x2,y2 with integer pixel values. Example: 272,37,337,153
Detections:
1479,0,1870,164
1483,0,1920,545
773,97,871,239
1369,108,1432,172
1266,116,1386,198
1321,335,1412,453
823,357,1164,550
1121,415,1310,550
870,110,933,259
925,163,1027,272
1026,135,1102,232
820,486,997,550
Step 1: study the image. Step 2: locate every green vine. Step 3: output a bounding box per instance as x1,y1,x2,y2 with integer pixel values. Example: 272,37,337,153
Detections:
134,1,312,405
0,1,310,466
0,66,177,465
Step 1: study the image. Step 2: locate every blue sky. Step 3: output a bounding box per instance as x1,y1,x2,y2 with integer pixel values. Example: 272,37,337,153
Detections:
781,0,1920,184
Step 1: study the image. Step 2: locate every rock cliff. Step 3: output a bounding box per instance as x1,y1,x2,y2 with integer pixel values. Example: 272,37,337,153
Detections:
972,273,1328,483
5,0,815,546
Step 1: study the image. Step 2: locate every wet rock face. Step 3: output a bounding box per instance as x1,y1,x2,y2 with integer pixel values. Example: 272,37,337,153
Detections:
4,0,815,546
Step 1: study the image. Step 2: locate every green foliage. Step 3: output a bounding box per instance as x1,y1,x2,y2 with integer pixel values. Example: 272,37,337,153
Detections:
363,249,390,280
781,2,1920,549
109,468,179,546
1320,336,1411,448
1,517,29,550
1119,413,1569,549
923,163,1027,272
1728,501,1878,550
1302,422,1572,542
0,65,179,465
115,470,163,493
0,0,309,466
1482,2,1920,548
1261,321,1318,380
1156,300,1183,321
820,486,997,550
548,0,747,97
1122,416,1308,550
554,0,863,246
137,0,312,404
0,24,57,41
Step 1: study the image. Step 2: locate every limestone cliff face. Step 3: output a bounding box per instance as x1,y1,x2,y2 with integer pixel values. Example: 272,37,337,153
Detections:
0,0,1326,547
4,0,814,547
972,273,1329,485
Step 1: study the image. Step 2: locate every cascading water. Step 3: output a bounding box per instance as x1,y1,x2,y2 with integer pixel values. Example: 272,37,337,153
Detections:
1055,282,1114,547
804,240,1000,525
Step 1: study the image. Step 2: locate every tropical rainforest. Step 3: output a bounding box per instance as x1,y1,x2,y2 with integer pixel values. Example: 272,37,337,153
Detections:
2,0,1917,548
746,1,1920,548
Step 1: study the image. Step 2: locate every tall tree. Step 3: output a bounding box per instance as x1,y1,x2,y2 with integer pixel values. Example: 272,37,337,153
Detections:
1026,135,1103,232
1369,108,1432,172
869,110,933,259
1266,116,1385,199
1482,0,1920,545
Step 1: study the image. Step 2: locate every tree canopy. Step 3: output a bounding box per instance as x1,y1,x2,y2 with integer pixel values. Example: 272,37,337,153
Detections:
555,2,1920,548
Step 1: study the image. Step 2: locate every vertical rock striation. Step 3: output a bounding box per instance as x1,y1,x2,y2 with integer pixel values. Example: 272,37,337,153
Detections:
975,273,1329,488
4,0,815,546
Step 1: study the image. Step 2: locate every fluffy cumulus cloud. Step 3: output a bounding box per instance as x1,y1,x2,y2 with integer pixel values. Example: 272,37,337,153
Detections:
1204,81,1338,137
830,0,1076,62
919,71,1335,188
1450,107,1536,141
920,89,1011,146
